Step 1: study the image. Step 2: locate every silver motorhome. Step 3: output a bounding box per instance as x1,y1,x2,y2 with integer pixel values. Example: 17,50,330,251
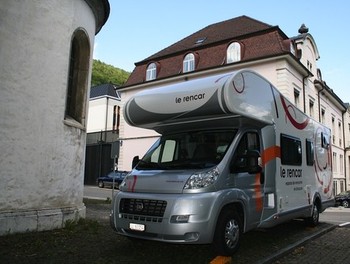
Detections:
110,70,334,256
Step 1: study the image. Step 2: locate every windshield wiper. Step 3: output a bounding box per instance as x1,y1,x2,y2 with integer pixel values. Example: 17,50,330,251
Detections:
136,160,166,170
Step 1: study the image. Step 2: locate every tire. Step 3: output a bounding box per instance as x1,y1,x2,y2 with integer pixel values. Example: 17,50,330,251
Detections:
305,203,319,227
98,181,104,188
342,200,349,208
212,208,242,256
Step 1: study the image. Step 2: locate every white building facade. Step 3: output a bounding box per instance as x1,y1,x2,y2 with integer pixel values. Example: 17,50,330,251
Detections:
0,0,109,235
87,84,122,133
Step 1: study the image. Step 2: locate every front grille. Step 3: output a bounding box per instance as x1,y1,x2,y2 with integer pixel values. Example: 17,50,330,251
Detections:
120,213,163,223
120,198,167,217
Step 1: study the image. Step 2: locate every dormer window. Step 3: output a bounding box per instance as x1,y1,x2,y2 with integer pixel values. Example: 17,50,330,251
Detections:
183,53,195,73
195,37,206,45
226,42,241,63
146,62,157,81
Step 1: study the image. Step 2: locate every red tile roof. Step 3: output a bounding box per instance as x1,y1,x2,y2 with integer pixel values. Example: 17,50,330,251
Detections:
124,16,291,87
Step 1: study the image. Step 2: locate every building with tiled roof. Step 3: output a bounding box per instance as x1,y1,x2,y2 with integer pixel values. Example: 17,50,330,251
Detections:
118,16,348,194
124,16,298,87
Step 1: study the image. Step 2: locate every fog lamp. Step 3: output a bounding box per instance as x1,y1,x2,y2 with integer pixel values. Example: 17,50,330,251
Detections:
170,215,190,223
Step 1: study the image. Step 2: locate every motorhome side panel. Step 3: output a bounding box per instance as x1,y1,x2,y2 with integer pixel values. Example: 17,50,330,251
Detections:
271,92,332,214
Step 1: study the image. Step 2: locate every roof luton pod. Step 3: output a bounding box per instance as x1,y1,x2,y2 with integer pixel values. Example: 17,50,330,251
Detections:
123,70,277,132
111,69,334,257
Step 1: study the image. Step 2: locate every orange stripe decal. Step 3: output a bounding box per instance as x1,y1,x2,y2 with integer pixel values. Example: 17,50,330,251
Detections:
262,145,281,166
255,173,263,212
255,145,281,212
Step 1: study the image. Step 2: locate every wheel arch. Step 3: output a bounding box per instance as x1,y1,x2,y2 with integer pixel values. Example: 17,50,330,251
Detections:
312,192,322,212
216,202,245,231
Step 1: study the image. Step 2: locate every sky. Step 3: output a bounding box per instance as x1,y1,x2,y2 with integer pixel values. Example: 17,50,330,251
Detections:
94,0,350,103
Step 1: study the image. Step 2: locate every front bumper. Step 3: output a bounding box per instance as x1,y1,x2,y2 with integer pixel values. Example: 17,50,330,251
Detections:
110,191,221,244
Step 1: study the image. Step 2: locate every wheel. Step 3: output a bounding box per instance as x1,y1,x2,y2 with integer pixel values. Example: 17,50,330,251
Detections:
212,208,242,256
98,181,104,188
342,200,349,208
305,203,319,227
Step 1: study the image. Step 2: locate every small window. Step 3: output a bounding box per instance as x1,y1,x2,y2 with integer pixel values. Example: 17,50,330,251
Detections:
309,100,314,118
294,89,300,108
113,105,120,132
226,42,241,63
195,37,206,45
146,63,157,81
281,134,302,165
306,139,314,166
183,53,195,73
321,109,325,124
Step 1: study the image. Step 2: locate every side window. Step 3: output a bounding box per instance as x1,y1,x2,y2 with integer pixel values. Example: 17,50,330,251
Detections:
236,132,260,156
150,140,177,163
281,134,302,165
233,132,260,172
65,29,90,126
150,145,161,163
161,140,176,162
306,139,314,166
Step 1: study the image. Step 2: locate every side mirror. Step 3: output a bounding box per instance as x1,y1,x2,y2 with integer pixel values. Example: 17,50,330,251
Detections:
231,150,262,174
246,150,262,174
132,155,140,168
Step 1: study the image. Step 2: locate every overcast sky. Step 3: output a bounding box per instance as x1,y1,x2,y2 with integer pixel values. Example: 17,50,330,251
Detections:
94,0,350,103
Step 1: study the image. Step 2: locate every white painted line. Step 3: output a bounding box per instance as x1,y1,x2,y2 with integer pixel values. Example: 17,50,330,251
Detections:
339,222,350,227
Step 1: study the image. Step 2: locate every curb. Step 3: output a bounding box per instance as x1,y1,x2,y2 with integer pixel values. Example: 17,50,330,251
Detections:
83,196,109,201
258,224,337,264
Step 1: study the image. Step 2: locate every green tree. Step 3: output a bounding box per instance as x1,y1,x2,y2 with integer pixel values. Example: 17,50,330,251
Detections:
91,59,130,86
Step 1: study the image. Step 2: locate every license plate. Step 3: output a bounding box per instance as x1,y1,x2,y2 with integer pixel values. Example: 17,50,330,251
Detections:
129,223,145,232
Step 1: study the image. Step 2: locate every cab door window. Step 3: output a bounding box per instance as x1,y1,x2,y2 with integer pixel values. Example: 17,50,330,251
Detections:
232,132,260,172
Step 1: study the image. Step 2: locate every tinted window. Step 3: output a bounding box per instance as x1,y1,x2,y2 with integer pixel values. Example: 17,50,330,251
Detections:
281,134,302,165
306,139,314,166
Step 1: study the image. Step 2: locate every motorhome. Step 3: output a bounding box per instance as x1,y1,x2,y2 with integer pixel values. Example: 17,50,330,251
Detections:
110,69,334,256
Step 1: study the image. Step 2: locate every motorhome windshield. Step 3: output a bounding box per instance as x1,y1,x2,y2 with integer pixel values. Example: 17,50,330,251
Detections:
137,130,237,170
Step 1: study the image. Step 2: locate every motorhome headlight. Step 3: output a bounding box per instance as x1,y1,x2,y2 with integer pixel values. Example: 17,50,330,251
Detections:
184,167,219,189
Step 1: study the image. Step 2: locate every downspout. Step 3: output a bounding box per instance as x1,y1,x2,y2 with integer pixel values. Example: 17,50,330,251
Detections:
302,74,309,113
105,97,109,133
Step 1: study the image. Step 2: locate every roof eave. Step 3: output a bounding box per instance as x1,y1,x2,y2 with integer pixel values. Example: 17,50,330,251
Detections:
84,0,110,34
120,53,307,90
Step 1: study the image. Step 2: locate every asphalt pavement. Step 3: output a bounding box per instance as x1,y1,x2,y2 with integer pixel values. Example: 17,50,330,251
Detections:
84,187,350,264
268,224,350,264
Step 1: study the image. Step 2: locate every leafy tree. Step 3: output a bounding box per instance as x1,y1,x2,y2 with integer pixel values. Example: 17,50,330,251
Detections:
91,59,130,86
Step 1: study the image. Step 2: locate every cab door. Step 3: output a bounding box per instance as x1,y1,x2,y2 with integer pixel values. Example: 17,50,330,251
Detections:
230,131,264,229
